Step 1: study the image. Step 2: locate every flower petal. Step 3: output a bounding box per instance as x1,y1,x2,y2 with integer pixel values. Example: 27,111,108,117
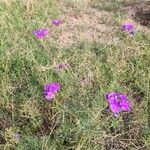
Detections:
110,102,121,114
120,99,131,111
52,19,63,26
45,92,55,100
105,92,119,103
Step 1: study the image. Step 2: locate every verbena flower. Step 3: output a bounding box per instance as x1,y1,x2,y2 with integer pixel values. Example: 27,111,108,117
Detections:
105,92,131,116
52,19,63,26
122,23,134,32
44,82,60,100
33,29,49,39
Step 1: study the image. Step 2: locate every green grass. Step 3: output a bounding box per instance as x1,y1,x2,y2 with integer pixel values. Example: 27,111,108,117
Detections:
0,0,150,149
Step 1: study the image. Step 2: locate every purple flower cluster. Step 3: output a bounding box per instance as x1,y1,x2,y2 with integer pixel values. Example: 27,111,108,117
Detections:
122,23,135,36
105,92,131,116
33,19,62,39
44,82,61,100
33,29,49,39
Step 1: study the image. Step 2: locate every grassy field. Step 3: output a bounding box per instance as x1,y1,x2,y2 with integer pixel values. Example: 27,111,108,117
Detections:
0,0,150,149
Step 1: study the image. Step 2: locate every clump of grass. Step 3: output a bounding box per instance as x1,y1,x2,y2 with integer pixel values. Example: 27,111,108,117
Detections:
92,0,126,12
92,0,141,12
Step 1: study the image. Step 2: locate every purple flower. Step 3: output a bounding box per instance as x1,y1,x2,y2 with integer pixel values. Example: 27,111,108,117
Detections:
55,63,69,71
52,19,63,26
33,29,49,39
122,23,134,32
44,82,60,100
105,92,131,116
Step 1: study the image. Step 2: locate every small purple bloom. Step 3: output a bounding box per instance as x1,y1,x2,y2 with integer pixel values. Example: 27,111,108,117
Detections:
44,82,60,93
105,92,131,116
122,23,134,32
52,19,63,26
44,82,60,100
33,29,49,39
55,63,69,71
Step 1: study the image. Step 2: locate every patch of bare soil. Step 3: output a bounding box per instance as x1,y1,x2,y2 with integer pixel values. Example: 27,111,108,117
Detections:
48,4,119,48
134,4,150,26
122,1,150,26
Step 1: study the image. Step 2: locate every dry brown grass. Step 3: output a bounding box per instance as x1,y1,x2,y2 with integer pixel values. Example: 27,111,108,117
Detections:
48,1,119,48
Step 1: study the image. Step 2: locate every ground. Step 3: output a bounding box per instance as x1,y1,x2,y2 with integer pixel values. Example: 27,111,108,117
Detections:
0,0,150,150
